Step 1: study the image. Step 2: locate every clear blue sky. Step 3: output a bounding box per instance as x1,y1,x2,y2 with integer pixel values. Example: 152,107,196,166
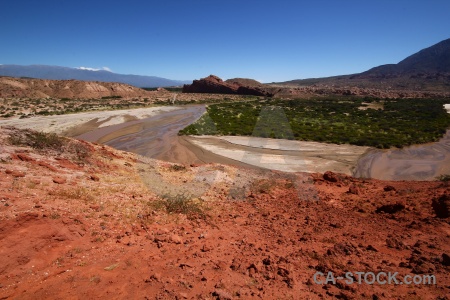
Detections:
1,0,449,82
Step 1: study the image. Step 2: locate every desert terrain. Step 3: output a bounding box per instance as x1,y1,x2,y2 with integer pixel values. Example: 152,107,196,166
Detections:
0,126,449,299
1,37,450,299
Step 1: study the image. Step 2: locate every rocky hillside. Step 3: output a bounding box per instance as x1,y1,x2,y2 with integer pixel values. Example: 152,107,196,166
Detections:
0,126,449,299
183,75,450,99
182,75,276,97
358,38,450,78
0,76,153,99
280,38,450,92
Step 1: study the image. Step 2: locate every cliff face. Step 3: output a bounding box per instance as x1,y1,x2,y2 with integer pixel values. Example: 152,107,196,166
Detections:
182,75,276,96
0,76,152,99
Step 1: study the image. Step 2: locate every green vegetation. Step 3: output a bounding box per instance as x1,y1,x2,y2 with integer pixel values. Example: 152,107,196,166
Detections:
0,96,156,118
436,174,450,182
169,164,187,171
179,98,450,149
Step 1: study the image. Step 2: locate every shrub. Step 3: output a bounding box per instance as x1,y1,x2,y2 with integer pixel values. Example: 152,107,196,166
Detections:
436,174,450,182
8,129,65,150
169,164,186,171
150,193,207,220
66,140,91,161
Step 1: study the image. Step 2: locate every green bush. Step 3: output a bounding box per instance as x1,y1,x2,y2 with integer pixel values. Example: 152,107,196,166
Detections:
436,174,450,182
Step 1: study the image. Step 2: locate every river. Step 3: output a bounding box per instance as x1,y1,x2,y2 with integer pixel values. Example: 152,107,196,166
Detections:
74,105,450,181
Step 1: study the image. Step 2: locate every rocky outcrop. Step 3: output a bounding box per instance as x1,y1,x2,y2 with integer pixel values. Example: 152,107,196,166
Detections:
182,75,450,99
182,75,275,96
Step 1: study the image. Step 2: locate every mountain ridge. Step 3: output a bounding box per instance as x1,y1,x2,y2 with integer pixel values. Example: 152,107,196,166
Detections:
277,38,450,91
0,64,191,88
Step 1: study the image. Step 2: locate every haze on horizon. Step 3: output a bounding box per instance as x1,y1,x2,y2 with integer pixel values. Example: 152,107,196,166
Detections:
1,0,449,83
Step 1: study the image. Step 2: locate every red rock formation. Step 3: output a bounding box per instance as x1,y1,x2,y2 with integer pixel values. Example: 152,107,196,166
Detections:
183,75,275,96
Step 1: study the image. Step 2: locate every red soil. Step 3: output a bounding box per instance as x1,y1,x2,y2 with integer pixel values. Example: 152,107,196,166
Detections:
0,127,449,299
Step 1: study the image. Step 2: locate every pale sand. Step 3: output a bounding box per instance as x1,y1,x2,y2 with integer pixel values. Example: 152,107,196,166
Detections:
0,107,180,135
187,136,371,174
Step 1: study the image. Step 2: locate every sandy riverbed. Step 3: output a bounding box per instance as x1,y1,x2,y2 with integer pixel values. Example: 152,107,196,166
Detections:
186,136,371,174
1,105,449,180
68,106,372,175
0,107,180,135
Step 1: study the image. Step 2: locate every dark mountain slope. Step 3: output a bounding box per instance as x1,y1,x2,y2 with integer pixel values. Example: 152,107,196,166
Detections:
278,38,450,91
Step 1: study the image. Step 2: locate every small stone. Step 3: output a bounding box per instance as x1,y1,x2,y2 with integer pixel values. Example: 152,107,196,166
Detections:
201,244,212,252
348,184,361,195
90,205,100,211
16,153,35,162
148,273,161,282
366,245,378,252
376,202,405,214
53,176,66,184
11,170,26,178
386,237,405,250
212,289,233,300
90,175,100,181
38,161,59,172
262,257,271,266
170,234,182,244
383,185,396,192
442,253,450,266
5,169,26,177
412,262,435,274
323,171,339,182
432,194,450,218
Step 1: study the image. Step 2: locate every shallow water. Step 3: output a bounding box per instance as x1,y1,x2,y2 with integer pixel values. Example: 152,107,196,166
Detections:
76,105,450,181
77,105,206,158
353,130,450,181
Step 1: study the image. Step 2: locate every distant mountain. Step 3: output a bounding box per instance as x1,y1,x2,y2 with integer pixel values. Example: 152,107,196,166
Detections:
278,38,450,91
356,38,450,78
0,65,191,88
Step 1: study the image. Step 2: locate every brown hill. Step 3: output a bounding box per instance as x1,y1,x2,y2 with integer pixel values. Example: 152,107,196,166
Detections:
0,76,152,99
225,78,263,87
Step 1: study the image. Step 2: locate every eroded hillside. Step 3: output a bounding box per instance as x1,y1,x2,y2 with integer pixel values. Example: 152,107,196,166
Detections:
0,126,449,299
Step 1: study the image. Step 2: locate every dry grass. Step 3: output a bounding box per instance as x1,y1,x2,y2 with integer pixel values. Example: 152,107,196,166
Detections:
49,187,95,203
8,128,65,150
149,193,208,221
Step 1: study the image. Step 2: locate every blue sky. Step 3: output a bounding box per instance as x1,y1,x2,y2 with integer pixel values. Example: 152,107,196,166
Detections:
1,0,449,82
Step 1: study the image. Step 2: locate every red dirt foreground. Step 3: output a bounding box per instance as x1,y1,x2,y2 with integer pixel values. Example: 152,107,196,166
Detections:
0,126,449,299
